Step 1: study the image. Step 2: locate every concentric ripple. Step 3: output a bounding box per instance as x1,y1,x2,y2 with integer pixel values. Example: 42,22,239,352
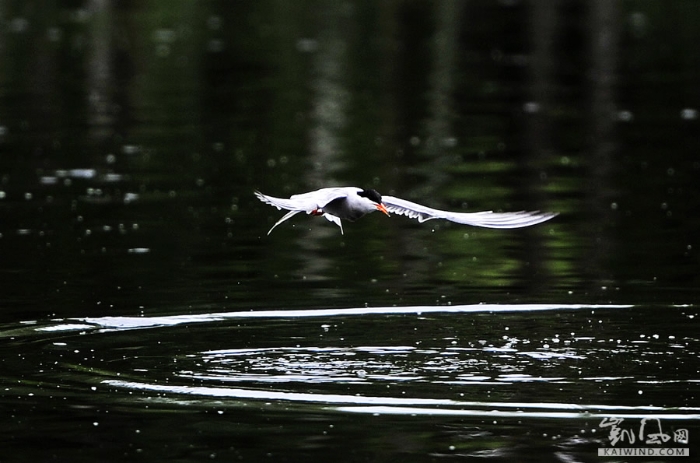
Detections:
2,303,699,423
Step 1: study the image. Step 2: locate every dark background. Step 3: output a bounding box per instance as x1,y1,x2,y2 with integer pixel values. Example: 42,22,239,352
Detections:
1,1,699,461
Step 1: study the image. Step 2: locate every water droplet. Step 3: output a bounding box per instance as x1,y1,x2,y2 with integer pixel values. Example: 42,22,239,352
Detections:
523,101,540,113
124,193,138,204
617,110,634,122
680,108,698,120
296,38,319,53
122,145,140,155
103,173,122,182
69,169,96,178
442,137,457,147
128,248,150,254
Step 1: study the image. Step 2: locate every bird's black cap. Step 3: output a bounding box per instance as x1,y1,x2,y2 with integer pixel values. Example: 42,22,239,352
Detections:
358,188,383,204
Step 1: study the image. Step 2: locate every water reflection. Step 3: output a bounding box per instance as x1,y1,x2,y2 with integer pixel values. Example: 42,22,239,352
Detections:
294,0,351,281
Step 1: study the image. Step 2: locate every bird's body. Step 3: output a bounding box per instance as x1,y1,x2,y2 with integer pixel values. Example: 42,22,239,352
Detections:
254,187,557,235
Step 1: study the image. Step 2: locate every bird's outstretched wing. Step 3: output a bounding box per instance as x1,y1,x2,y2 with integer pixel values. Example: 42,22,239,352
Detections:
254,188,355,212
382,195,558,229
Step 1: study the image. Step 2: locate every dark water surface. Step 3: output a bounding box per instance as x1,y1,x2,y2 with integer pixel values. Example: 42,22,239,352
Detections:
1,1,699,462
3,304,700,461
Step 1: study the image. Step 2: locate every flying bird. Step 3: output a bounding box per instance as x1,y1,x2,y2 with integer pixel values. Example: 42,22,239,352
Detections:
254,187,557,235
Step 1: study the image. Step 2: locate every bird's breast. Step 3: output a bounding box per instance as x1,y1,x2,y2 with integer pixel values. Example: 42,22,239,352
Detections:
323,198,368,221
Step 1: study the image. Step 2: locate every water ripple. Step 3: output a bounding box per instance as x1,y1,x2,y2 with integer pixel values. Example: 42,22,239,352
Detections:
102,379,700,420
1,302,698,426
32,303,634,333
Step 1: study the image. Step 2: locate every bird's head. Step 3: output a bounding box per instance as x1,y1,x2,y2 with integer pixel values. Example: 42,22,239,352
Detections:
358,189,390,216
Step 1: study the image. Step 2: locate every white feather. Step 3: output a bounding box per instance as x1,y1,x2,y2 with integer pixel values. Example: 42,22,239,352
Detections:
382,195,558,229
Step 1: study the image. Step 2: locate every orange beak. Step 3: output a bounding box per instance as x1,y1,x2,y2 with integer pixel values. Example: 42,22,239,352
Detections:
376,203,390,217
